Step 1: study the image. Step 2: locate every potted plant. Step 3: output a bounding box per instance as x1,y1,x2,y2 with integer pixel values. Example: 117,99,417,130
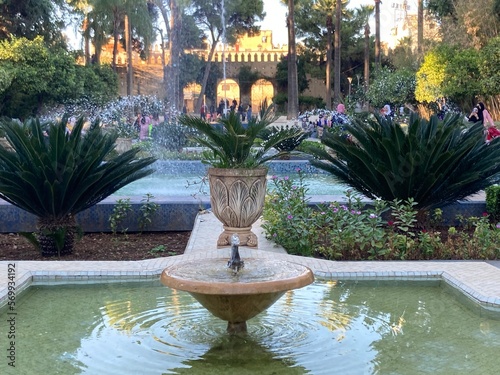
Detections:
179,104,304,248
0,115,156,256
113,119,138,153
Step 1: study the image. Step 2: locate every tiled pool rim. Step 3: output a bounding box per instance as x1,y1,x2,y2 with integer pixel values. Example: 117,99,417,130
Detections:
1,213,500,315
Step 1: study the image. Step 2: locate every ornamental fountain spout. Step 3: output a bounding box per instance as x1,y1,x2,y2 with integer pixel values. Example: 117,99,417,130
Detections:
161,236,314,334
227,234,244,273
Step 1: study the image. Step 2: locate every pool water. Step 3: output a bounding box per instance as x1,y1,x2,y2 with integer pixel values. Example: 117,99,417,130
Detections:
114,173,348,197
1,279,499,374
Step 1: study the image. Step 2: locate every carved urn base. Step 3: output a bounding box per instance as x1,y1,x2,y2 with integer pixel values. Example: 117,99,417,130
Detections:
208,167,267,248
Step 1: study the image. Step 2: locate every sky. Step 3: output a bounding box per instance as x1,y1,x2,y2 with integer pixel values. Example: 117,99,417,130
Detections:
65,0,419,50
257,0,419,46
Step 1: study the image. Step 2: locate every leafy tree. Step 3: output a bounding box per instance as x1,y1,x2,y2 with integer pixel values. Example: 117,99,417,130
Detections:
0,37,54,117
415,48,449,104
78,64,119,104
426,0,455,19
304,113,500,211
0,0,68,46
441,48,481,108
275,55,309,94
366,67,416,109
427,0,500,49
479,36,500,97
293,0,369,102
0,36,118,118
87,0,155,67
190,0,265,113
153,1,205,109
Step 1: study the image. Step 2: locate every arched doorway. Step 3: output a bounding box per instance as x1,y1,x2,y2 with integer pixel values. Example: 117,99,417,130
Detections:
251,79,274,112
216,79,240,113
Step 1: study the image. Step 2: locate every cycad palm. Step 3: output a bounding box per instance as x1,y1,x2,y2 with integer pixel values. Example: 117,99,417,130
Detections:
0,116,156,256
305,113,500,210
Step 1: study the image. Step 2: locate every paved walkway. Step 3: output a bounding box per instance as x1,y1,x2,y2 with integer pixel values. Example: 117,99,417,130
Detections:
1,211,500,312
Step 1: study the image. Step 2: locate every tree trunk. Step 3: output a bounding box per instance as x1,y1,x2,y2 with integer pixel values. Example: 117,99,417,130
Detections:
417,0,424,55
287,0,299,120
167,0,182,111
333,0,341,103
364,22,370,93
374,0,381,68
124,14,133,96
112,20,119,71
326,15,333,110
195,32,220,115
154,1,172,107
83,15,91,66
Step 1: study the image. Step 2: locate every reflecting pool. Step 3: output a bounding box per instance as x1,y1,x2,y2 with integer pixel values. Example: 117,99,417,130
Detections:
114,172,346,197
1,279,499,374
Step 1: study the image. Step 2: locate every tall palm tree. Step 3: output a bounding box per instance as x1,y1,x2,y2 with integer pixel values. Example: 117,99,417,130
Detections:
287,0,299,119
333,0,342,103
374,0,381,67
356,5,374,93
326,13,333,109
417,0,424,55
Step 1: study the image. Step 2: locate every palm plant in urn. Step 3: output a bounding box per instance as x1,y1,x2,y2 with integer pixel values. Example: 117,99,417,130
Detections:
179,104,304,248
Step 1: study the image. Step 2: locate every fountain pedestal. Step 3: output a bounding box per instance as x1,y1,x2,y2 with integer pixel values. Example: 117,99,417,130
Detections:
161,258,314,333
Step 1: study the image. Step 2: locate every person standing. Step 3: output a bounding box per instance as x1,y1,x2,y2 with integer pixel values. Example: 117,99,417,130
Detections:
476,102,500,143
477,102,495,127
380,104,392,118
246,105,252,122
217,99,224,117
200,104,206,120
139,114,151,140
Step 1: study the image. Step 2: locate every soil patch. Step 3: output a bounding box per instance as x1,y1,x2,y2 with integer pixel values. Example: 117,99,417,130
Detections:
0,232,191,261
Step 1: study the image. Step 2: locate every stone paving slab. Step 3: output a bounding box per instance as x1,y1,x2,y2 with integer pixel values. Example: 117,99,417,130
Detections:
1,212,500,312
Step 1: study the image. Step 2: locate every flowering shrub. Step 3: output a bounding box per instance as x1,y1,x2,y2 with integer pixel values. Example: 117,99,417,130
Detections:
263,174,500,260
262,170,316,255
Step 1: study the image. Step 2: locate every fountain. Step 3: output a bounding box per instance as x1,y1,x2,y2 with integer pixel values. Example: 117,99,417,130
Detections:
161,234,314,333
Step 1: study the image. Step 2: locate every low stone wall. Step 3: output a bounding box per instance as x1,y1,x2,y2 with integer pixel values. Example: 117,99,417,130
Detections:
0,196,211,233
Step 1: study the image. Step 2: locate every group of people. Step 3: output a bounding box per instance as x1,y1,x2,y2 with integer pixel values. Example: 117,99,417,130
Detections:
300,104,349,139
467,101,500,143
214,99,252,122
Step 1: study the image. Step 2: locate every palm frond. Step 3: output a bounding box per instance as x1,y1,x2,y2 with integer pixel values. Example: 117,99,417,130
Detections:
304,112,500,210
178,103,303,168
0,115,156,220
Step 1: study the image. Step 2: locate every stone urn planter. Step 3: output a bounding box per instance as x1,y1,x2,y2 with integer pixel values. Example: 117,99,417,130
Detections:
177,104,304,249
115,137,133,154
208,167,267,248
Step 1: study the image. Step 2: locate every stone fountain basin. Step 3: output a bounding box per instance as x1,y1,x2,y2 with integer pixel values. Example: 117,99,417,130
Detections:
161,258,314,324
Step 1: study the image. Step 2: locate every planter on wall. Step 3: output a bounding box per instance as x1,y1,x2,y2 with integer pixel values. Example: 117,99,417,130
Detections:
115,137,133,154
208,167,267,248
